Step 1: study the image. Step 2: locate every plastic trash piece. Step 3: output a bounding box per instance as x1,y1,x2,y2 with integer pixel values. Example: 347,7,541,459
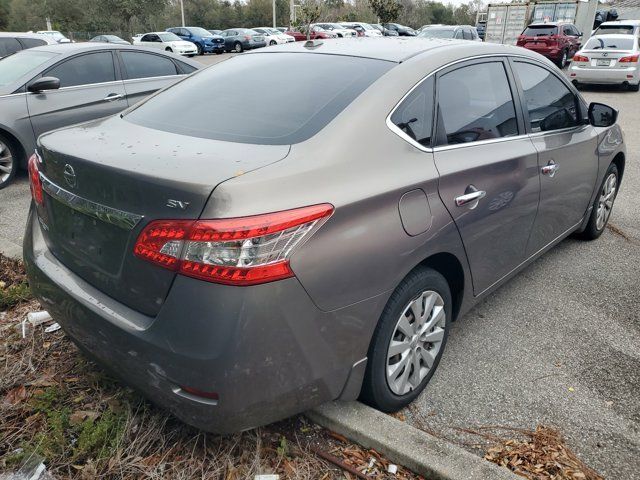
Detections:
44,323,61,333
254,476,279,480
0,452,54,480
27,311,52,326
388,464,398,474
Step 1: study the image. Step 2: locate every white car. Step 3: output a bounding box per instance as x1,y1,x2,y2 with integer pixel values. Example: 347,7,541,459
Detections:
36,30,71,43
133,32,198,56
570,34,640,91
313,23,357,38
339,22,383,37
252,27,294,45
593,20,640,37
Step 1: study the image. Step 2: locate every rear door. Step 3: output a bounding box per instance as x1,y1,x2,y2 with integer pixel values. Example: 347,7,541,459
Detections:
433,58,540,294
27,51,127,140
510,59,598,256
118,50,186,106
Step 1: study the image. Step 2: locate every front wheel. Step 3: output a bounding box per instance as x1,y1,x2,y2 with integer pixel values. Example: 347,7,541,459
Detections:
628,82,640,92
165,47,173,53
360,267,451,412
197,44,203,55
579,163,619,240
269,40,276,46
0,134,18,190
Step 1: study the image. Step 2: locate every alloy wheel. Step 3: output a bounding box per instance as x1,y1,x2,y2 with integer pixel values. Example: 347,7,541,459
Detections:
0,140,13,184
386,290,446,396
234,43,242,53
596,172,617,231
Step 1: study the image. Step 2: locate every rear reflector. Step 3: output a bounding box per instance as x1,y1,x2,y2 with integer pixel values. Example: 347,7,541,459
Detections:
619,54,639,63
179,386,219,400
134,204,334,286
28,153,43,206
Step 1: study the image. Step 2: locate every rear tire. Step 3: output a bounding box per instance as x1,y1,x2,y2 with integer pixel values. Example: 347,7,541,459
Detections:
234,42,243,53
578,163,619,240
360,267,452,412
0,133,18,190
557,50,568,69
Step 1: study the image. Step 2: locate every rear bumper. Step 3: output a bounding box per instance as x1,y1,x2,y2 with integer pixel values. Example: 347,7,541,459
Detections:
569,64,640,85
23,207,380,433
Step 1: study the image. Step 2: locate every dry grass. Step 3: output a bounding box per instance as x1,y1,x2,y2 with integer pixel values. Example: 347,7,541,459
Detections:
0,255,421,479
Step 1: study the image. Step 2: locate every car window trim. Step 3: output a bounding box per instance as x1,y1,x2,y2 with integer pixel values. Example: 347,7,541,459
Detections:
386,53,585,152
508,57,586,135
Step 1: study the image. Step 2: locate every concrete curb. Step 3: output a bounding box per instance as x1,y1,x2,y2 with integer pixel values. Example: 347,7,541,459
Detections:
307,401,519,480
0,237,22,261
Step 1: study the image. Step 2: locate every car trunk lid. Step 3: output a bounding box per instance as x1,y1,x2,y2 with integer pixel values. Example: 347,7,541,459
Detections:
35,116,290,316
581,49,636,68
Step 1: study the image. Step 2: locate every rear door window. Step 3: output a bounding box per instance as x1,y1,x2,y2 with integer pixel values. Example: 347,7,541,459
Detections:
18,38,47,49
463,29,472,40
512,61,579,132
391,76,434,147
436,61,518,145
0,37,22,57
125,53,392,145
45,52,116,87
121,51,178,79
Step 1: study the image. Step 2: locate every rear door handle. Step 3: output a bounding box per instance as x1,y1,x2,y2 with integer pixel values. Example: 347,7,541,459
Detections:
541,160,559,177
455,185,486,209
103,93,124,102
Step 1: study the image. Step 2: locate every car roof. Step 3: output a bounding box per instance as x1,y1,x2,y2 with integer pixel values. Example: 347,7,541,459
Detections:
0,32,56,41
246,37,538,63
25,43,200,64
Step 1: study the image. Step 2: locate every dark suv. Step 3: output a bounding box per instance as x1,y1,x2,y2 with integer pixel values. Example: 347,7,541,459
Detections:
517,22,582,68
166,27,225,55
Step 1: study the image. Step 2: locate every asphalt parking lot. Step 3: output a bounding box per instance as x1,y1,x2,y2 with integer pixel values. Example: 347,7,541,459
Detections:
0,56,638,478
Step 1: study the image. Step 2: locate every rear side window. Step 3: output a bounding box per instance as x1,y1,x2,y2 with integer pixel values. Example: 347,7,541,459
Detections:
391,76,434,147
125,53,392,145
437,62,518,145
463,29,472,40
121,51,178,79
512,62,578,132
523,25,558,36
0,37,22,57
18,38,47,49
46,52,116,87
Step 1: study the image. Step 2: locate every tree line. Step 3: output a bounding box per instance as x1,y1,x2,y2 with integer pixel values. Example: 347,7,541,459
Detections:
0,0,482,39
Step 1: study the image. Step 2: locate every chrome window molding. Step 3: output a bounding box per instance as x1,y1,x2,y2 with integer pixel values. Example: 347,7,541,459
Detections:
122,74,186,84
386,53,588,153
40,173,143,230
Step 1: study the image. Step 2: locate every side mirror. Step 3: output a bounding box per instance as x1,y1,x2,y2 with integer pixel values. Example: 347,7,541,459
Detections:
588,102,618,127
28,76,60,93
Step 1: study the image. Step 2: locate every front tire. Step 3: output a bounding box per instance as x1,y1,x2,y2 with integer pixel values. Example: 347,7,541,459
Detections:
269,40,276,46
197,44,203,55
629,82,640,92
0,134,18,190
579,163,619,240
165,47,173,53
360,267,451,412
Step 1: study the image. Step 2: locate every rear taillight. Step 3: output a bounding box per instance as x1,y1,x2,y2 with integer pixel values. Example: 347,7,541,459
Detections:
573,54,589,62
244,35,252,40
619,54,639,63
28,153,43,205
134,204,334,286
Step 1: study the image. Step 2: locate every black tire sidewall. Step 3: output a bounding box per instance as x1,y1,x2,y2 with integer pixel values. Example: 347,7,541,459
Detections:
361,267,452,412
0,134,18,190
582,163,619,240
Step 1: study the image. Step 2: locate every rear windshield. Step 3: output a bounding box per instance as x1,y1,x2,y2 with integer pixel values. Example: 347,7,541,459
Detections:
0,50,57,86
419,28,455,38
594,25,634,35
125,53,392,145
584,37,635,50
523,25,558,36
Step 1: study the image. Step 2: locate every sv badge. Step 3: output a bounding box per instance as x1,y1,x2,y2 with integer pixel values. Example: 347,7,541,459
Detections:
166,199,190,210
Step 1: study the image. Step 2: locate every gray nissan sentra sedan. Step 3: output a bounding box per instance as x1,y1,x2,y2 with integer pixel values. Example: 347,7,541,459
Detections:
23,38,625,433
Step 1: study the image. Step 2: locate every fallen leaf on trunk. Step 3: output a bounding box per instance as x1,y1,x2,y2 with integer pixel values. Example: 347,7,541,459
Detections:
3,385,27,405
70,410,100,425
